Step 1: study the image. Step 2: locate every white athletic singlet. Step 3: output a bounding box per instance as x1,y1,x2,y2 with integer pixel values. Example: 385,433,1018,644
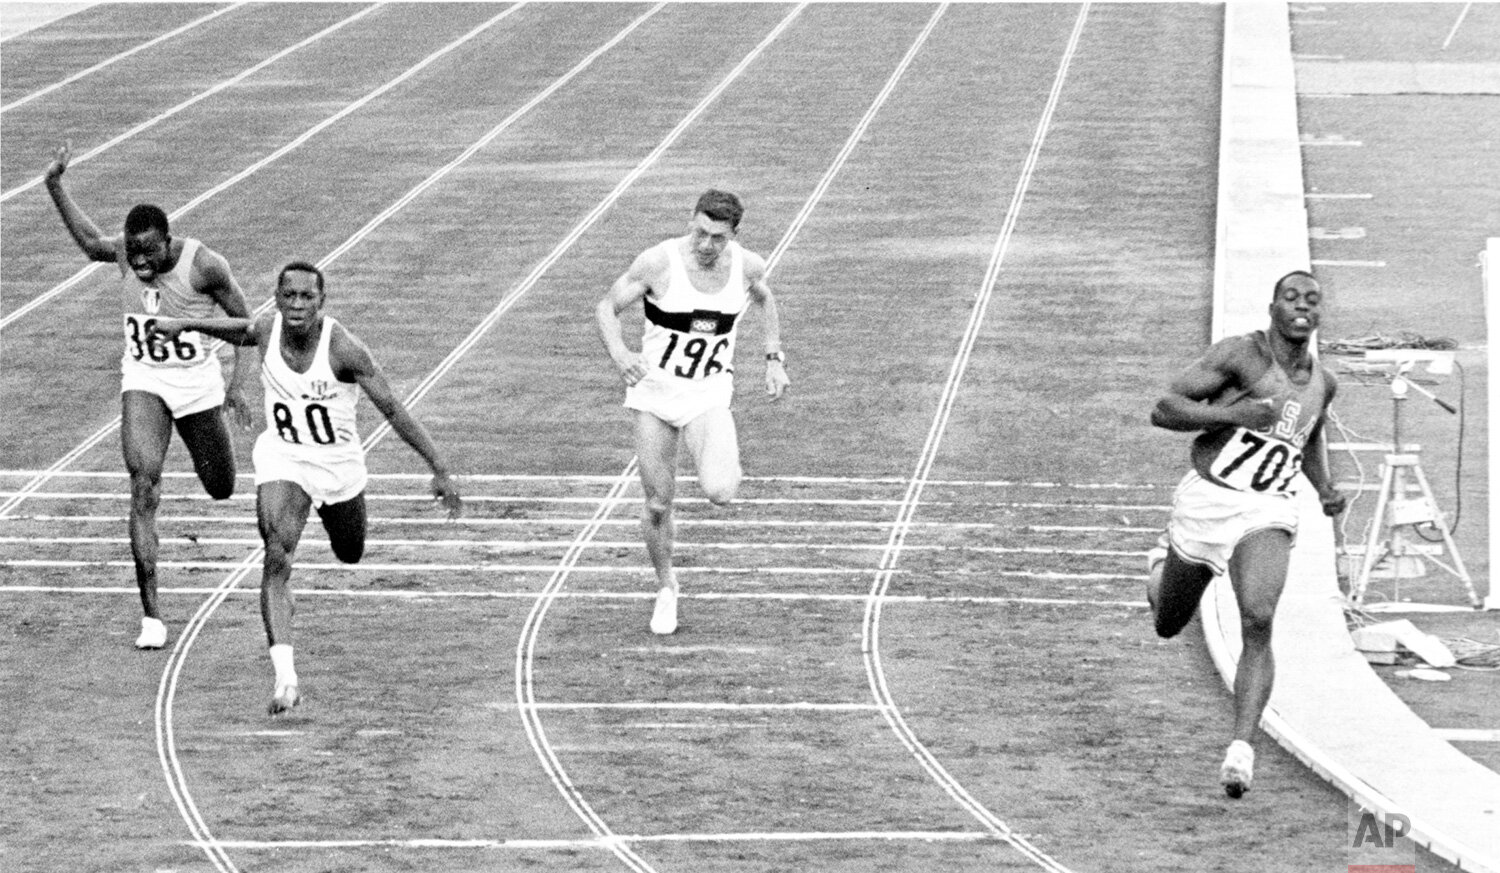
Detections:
119,238,218,372
259,314,363,464
640,239,749,382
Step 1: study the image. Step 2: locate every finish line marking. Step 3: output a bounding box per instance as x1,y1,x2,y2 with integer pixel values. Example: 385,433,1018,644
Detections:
193,830,998,850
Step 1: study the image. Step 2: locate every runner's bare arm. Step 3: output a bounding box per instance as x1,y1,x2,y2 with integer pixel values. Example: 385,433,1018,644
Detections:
1303,374,1346,516
595,248,660,386
332,325,462,518
744,252,789,401
149,315,261,346
192,247,256,429
42,141,117,263
1152,338,1275,432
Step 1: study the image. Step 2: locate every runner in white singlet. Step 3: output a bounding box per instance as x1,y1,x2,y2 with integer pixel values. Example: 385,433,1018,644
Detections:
1146,270,1346,799
44,141,253,651
596,190,790,635
152,261,461,715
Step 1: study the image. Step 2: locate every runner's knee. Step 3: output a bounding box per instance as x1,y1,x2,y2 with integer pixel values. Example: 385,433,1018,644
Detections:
700,471,740,506
129,470,162,513
643,493,672,527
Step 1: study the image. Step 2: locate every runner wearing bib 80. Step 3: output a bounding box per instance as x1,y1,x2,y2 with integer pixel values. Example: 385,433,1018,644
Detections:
151,261,461,716
1146,270,1347,800
44,140,253,652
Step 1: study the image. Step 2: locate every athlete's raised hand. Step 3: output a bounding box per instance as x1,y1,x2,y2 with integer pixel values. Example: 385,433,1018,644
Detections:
45,141,73,180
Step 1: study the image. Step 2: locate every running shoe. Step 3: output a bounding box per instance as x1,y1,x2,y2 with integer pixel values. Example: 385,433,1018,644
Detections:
650,586,678,635
135,617,167,650
268,683,301,716
1220,740,1255,798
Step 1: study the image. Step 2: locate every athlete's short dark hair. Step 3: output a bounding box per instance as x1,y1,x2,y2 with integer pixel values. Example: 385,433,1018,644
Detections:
1272,269,1316,297
278,260,324,293
695,189,744,230
124,204,169,237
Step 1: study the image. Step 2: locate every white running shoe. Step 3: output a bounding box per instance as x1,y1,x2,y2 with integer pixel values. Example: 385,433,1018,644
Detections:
650,586,678,635
268,683,301,716
1220,740,1255,798
135,617,167,650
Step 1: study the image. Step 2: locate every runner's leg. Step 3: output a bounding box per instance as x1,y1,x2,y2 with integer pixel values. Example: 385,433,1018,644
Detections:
257,480,312,648
1226,527,1292,743
682,407,741,506
175,406,237,500
258,479,312,713
1152,549,1215,638
635,411,681,590
316,492,368,564
120,391,174,624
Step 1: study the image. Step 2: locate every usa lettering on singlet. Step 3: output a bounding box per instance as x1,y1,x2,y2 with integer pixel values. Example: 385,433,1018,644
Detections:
1198,334,1328,496
119,238,218,370
260,314,362,461
641,239,749,381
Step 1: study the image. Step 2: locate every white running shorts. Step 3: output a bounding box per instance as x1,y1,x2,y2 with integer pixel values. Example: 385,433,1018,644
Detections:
252,432,367,508
1166,470,1300,577
120,360,224,419
624,371,733,429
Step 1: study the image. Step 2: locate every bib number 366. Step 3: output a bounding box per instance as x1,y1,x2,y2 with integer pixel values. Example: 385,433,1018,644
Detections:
124,314,198,363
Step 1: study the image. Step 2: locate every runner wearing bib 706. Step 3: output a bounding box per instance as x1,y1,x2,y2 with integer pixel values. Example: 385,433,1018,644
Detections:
1145,270,1347,800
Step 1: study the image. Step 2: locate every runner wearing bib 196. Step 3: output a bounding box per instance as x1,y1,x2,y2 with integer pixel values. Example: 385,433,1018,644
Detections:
44,140,253,652
597,190,790,636
151,261,462,716
1145,270,1347,800
624,236,748,428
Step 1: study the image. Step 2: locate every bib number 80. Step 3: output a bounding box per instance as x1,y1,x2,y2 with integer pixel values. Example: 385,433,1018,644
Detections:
272,402,337,445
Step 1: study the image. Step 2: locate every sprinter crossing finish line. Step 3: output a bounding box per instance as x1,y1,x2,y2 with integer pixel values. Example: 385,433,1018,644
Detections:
1146,270,1347,798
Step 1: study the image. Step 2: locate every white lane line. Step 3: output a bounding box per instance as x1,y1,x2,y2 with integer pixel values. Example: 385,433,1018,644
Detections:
0,4,246,111
516,463,649,872
0,586,1149,609
0,491,1169,511
1441,2,1472,50
858,8,1087,873
195,830,995,850
0,470,1163,489
0,5,379,201
0,536,1147,558
0,514,1015,529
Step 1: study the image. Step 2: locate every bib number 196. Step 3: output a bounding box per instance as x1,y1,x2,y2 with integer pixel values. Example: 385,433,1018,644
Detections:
658,333,729,379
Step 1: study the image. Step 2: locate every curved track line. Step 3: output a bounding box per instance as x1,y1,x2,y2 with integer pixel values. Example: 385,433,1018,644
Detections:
514,464,656,872
0,4,515,329
0,3,246,113
859,6,1089,872
0,5,378,202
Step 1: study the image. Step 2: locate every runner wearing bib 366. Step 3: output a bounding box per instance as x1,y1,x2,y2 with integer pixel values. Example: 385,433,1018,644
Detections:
1146,270,1346,799
596,189,789,636
44,140,253,651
